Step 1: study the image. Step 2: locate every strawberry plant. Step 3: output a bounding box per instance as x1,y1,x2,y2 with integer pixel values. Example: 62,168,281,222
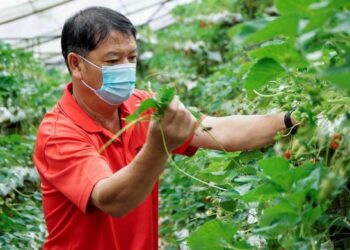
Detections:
0,0,349,249
137,0,350,248
0,43,66,248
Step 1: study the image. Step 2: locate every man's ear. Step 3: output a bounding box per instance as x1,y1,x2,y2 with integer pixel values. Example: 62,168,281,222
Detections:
67,52,83,79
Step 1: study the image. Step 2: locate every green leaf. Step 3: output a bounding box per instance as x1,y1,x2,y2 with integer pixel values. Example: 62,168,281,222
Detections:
294,166,322,192
258,156,290,177
200,167,230,185
154,87,176,117
234,166,257,175
259,201,298,227
228,18,271,45
125,98,159,122
303,9,333,32
291,162,316,189
249,41,308,68
330,11,350,34
303,206,323,227
275,0,316,15
220,199,237,212
284,190,308,209
238,150,264,163
321,67,350,93
187,219,237,250
332,217,350,230
329,0,350,9
244,58,286,92
258,157,293,191
233,241,253,249
247,15,300,43
159,86,176,106
242,183,280,202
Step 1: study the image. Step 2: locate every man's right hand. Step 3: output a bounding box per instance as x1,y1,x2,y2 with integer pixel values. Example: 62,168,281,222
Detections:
146,95,198,154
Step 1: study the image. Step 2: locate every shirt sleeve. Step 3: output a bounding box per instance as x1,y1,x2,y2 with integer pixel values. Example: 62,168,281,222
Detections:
43,134,113,214
172,133,199,156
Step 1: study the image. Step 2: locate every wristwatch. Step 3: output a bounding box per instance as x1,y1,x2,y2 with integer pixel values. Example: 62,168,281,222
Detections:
284,110,298,135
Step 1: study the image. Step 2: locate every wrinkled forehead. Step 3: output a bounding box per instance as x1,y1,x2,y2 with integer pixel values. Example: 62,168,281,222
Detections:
94,30,137,55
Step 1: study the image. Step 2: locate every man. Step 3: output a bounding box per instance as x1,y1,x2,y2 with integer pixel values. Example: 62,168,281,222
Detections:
33,6,296,250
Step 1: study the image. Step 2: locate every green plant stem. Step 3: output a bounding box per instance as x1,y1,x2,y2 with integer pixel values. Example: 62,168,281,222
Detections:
199,122,228,153
311,238,316,250
13,187,34,198
98,116,149,154
325,138,331,166
253,89,283,98
159,125,227,192
327,97,350,104
97,109,227,191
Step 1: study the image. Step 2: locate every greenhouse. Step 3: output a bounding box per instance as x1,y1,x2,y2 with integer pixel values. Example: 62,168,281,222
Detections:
0,0,349,249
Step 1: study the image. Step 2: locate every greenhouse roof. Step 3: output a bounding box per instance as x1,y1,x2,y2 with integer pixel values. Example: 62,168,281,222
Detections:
0,0,192,66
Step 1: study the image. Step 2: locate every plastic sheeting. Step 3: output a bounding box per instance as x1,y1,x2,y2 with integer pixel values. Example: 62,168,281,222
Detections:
0,0,193,65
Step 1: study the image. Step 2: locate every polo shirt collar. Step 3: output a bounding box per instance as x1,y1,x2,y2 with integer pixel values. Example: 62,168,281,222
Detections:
58,83,132,134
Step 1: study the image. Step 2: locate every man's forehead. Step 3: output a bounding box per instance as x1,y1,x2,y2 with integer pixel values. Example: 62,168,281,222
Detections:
104,48,138,57
98,31,137,53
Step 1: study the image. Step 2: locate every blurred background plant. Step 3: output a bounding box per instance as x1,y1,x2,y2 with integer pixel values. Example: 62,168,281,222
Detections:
0,42,66,248
136,0,350,249
0,0,349,249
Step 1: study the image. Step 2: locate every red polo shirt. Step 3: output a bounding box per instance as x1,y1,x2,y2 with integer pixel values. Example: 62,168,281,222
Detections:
33,83,198,250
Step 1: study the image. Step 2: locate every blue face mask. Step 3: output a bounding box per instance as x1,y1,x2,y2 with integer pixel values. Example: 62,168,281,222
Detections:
79,55,136,105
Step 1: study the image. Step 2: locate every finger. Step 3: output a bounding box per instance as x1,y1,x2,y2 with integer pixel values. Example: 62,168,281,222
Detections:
184,112,197,136
171,107,193,139
162,95,179,126
170,101,188,129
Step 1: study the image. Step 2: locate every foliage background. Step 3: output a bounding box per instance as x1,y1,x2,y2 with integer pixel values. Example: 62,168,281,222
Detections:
0,42,67,248
0,0,349,249
138,0,350,249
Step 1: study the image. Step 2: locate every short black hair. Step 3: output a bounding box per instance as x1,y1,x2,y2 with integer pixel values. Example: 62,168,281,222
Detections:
61,6,136,72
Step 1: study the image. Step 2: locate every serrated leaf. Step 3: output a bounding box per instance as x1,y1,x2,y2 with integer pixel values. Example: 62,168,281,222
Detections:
159,86,176,105
187,219,237,250
275,0,316,15
258,156,290,177
234,166,257,175
259,201,298,227
242,183,280,202
332,217,350,230
249,41,308,68
238,150,264,163
228,18,271,45
233,241,253,249
247,15,300,43
303,9,333,32
258,157,294,192
220,199,237,212
330,11,350,34
126,98,159,122
321,67,350,93
244,58,286,92
304,206,323,226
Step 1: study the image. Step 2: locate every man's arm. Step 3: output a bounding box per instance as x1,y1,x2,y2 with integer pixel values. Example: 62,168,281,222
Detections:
90,96,197,217
90,141,168,217
190,114,288,151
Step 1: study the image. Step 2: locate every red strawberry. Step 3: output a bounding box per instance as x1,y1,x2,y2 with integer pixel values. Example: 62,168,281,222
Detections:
284,150,291,160
330,141,339,150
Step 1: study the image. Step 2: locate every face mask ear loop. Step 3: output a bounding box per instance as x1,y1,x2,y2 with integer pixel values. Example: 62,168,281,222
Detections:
80,79,97,92
80,79,118,106
78,54,103,95
78,55,102,70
